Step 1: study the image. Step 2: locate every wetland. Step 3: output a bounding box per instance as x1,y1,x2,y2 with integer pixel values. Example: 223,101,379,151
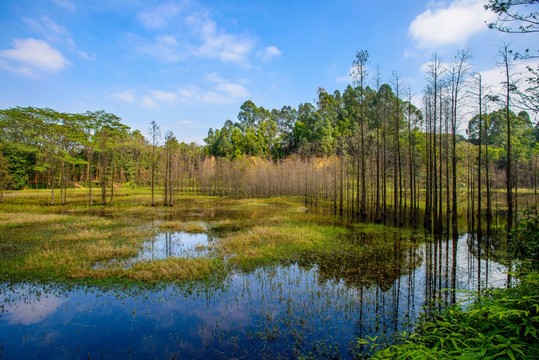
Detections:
0,190,512,359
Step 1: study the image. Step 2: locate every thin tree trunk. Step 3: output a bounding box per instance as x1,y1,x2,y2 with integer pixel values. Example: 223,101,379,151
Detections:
477,76,482,234
503,47,513,232
86,151,94,206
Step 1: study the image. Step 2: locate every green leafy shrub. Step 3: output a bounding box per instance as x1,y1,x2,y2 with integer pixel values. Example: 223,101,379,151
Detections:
510,208,539,272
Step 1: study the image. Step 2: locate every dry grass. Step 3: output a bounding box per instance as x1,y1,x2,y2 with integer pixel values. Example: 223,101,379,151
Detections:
0,212,67,226
114,226,155,238
159,221,205,233
69,216,114,228
86,241,138,261
62,228,113,242
127,257,221,282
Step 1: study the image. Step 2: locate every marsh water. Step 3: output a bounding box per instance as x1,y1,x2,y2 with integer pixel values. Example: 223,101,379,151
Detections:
0,208,510,359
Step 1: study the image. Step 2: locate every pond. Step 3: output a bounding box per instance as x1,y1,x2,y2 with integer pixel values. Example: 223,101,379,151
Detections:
0,230,509,359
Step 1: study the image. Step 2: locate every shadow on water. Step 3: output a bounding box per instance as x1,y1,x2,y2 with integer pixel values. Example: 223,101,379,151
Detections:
0,227,510,359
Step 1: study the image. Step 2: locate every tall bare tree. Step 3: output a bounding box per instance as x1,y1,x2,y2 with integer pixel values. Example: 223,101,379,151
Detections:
351,50,369,219
149,120,161,207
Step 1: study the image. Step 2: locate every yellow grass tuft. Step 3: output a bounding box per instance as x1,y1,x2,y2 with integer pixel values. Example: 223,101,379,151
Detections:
62,228,113,242
69,217,114,229
0,212,66,226
127,257,218,281
159,221,205,233
86,241,138,261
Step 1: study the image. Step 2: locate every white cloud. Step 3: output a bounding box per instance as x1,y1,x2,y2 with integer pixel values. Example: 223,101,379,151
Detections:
186,12,254,66
52,0,76,12
41,17,68,36
480,58,539,98
23,17,68,39
77,50,96,60
134,4,258,66
409,0,497,48
113,90,135,103
419,59,451,74
180,119,193,124
216,83,249,98
142,95,159,109
257,46,281,61
205,72,228,83
5,295,65,325
202,91,229,104
178,88,200,102
202,82,249,104
0,38,70,75
137,2,184,29
22,17,95,62
137,34,185,63
151,90,178,102
67,38,96,60
0,58,37,77
336,66,354,84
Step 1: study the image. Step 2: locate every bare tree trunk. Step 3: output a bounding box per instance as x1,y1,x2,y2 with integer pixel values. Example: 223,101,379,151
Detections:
438,87,443,230
50,158,55,206
502,46,513,232
477,76,483,234
110,159,114,206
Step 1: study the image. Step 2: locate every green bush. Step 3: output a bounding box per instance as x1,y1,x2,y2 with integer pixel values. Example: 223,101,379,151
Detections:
510,208,539,272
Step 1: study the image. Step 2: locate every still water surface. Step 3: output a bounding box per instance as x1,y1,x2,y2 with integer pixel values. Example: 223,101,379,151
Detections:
0,230,508,359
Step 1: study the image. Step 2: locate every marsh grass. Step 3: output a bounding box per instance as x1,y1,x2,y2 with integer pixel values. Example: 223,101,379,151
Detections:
159,221,206,233
0,188,423,285
61,228,113,242
0,212,68,227
215,222,346,270
127,257,223,282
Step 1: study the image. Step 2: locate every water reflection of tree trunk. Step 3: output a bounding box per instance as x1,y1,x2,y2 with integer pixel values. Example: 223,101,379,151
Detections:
444,233,450,306
437,234,443,310
451,233,458,304
425,238,433,304
407,242,417,333
486,228,490,288
394,234,401,331
433,235,439,309
477,232,482,296
166,231,171,258
357,286,364,340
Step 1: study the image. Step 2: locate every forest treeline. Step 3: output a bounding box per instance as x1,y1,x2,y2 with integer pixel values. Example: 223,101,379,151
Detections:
1,1,538,233
0,75,536,232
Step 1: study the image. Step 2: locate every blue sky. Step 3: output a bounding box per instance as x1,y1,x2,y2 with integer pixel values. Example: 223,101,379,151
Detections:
0,0,537,143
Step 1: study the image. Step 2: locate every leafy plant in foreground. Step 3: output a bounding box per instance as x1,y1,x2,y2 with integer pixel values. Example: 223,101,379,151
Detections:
366,210,539,359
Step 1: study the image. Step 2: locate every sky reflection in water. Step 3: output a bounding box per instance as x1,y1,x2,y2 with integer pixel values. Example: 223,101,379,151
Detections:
0,232,509,359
